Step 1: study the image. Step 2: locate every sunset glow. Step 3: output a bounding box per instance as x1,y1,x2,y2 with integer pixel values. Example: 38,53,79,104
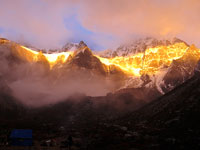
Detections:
17,42,196,76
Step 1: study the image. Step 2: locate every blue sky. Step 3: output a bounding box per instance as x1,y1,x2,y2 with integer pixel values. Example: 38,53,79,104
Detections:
0,17,103,50
64,15,117,50
0,13,113,50
64,15,104,50
0,28,3,34
0,0,114,50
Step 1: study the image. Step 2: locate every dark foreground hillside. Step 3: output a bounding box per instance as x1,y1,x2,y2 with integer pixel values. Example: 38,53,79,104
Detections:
0,74,200,149
103,73,200,150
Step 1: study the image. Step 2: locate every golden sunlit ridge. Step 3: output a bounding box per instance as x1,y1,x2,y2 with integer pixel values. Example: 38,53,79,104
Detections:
17,42,198,76
20,46,72,68
96,43,190,76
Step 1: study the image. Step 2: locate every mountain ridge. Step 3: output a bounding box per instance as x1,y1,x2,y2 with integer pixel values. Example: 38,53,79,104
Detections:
0,37,200,107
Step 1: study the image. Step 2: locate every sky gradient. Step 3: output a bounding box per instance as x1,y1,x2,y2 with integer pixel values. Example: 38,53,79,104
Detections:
0,0,200,50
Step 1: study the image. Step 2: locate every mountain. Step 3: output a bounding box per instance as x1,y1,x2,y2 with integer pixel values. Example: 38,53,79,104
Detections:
1,37,200,149
99,37,188,58
0,37,200,107
116,38,199,95
161,44,200,92
94,49,115,58
0,39,131,105
61,40,87,52
0,68,200,149
66,47,108,75
103,66,200,150
94,37,198,95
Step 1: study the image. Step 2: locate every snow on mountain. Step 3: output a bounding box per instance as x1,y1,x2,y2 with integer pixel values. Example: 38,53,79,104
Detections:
1,37,197,98
48,37,194,96
94,49,116,58
62,41,87,52
99,37,188,58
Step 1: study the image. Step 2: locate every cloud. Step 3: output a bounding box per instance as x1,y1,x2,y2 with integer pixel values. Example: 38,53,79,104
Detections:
77,0,200,46
0,0,200,49
0,0,73,48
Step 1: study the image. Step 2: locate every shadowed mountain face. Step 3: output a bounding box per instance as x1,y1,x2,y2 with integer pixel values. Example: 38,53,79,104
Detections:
0,39,129,105
161,45,200,93
0,59,200,150
105,71,200,150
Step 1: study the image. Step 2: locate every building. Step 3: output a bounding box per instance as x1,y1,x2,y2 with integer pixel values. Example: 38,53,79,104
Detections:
10,129,33,146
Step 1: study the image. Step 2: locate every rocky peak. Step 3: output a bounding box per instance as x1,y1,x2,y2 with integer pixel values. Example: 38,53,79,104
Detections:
73,46,92,57
62,42,79,51
78,41,87,49
172,37,189,46
62,41,87,52
67,47,107,75
111,37,188,57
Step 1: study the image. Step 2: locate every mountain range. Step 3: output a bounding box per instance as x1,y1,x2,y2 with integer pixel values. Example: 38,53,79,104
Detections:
1,37,200,149
0,37,200,106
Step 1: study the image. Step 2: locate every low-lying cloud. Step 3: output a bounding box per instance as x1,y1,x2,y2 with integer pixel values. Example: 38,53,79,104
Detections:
0,44,119,107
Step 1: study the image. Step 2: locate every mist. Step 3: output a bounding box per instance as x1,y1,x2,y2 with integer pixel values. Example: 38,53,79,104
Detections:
1,0,200,49
0,44,121,107
7,76,112,107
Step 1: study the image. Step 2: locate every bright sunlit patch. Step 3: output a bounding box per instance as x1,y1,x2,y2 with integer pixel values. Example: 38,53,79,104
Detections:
21,46,39,55
19,43,198,76
20,46,72,68
44,52,72,64
96,43,190,76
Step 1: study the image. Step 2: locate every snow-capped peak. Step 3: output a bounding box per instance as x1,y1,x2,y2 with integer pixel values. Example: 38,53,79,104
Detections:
98,37,188,58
